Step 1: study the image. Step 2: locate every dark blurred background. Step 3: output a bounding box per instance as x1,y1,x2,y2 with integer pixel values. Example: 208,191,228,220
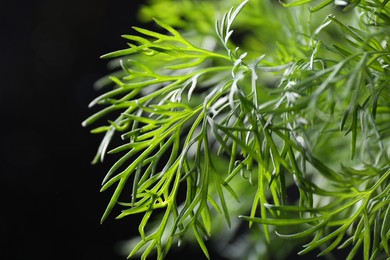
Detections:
0,0,150,259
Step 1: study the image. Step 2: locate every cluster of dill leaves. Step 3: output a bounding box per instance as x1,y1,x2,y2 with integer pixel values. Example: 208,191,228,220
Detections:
84,0,390,259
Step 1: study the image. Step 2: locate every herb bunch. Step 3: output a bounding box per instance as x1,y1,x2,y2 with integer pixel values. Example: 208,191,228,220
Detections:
84,0,390,259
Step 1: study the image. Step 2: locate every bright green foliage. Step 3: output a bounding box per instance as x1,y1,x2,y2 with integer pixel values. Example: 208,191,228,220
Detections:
84,0,390,259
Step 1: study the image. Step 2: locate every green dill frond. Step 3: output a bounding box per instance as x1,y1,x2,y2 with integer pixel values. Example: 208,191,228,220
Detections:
84,0,390,259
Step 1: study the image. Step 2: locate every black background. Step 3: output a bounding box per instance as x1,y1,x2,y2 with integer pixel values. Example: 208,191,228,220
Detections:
2,0,151,259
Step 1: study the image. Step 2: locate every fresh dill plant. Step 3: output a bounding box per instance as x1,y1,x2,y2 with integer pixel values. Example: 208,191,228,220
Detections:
83,0,390,259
